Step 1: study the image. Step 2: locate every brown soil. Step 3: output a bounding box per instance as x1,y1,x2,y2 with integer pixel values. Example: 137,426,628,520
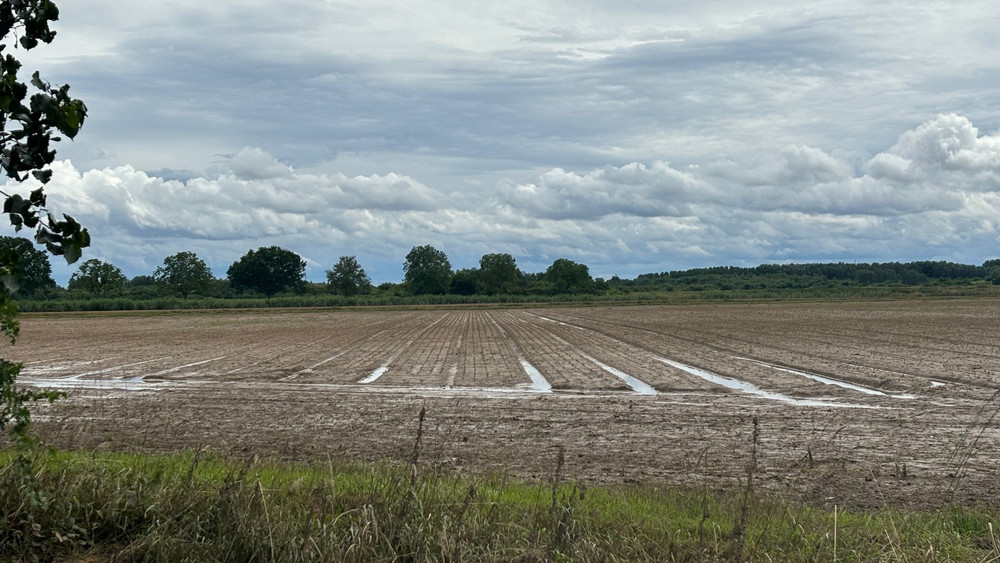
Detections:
7,299,1000,511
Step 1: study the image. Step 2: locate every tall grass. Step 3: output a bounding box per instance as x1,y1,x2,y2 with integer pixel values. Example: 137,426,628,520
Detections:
15,284,1000,313
2,448,999,562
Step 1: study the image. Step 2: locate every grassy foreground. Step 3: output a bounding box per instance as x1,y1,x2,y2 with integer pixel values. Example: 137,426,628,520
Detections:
2,449,1000,562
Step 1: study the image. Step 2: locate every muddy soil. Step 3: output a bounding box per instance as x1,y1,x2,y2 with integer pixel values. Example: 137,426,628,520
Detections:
7,300,1000,511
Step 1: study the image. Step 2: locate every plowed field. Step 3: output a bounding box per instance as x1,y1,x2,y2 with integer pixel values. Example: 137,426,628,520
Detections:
8,299,1000,509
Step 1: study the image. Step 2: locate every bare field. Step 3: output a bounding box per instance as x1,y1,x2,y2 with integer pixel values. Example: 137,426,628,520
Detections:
7,299,1000,510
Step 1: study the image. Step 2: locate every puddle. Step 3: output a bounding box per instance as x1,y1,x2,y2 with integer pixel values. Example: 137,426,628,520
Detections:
734,357,917,399
359,366,389,384
529,313,581,329
357,314,450,384
282,351,350,381
523,314,653,395
586,356,656,395
20,376,170,391
128,356,227,383
517,358,552,393
38,357,170,380
735,358,882,395
652,356,874,408
930,381,946,387
444,364,458,388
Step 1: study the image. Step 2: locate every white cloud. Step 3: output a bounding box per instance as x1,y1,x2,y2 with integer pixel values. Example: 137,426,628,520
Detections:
227,147,294,180
8,114,999,285
10,0,1000,284
499,162,710,219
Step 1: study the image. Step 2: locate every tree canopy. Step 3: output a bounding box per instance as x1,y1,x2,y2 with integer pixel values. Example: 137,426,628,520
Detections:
0,1,89,265
403,245,452,295
0,0,88,445
545,258,594,294
0,235,53,295
155,251,213,297
227,246,305,297
326,255,370,296
479,252,519,295
68,258,125,296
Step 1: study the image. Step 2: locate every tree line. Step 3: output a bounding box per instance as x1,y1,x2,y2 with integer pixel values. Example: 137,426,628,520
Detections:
3,236,1000,302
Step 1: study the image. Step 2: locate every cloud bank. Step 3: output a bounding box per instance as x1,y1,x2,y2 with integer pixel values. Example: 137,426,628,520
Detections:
11,114,998,284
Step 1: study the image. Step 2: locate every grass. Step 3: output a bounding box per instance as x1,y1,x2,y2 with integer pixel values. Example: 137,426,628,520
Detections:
2,448,1000,562
15,283,1000,313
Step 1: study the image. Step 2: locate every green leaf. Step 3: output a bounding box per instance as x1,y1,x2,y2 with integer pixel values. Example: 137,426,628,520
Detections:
62,241,81,264
30,169,51,184
30,71,45,90
28,187,45,206
34,228,59,245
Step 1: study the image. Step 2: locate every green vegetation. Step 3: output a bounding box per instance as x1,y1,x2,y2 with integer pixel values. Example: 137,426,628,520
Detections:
67,257,126,296
0,236,54,296
0,0,85,458
1,448,998,561
11,257,1000,312
155,251,214,298
404,244,453,295
227,246,307,298
325,255,371,296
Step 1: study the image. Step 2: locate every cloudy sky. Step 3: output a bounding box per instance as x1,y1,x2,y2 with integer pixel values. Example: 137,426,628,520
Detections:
7,1,1000,284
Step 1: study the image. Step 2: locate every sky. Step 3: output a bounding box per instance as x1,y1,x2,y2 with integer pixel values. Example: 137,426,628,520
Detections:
5,1,1000,285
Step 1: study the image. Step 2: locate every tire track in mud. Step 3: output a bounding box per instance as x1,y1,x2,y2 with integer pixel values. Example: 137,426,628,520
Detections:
454,311,529,388
703,321,979,376
131,356,229,382
726,322,1000,391
562,307,999,394
357,313,452,384
733,357,916,399
277,312,435,384
443,314,469,387
526,311,895,406
763,323,1000,360
527,311,818,392
513,312,664,394
58,358,169,380
377,312,468,386
21,358,121,377
493,311,635,392
225,312,416,380
518,312,716,392
543,309,946,395
279,323,402,381
485,312,551,392
698,321,995,394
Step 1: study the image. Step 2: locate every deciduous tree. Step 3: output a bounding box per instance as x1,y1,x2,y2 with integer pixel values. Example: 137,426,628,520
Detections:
403,244,451,295
0,235,53,294
227,246,305,297
450,268,478,295
155,251,213,297
545,258,594,294
68,258,125,296
326,255,370,296
479,252,519,295
0,0,88,446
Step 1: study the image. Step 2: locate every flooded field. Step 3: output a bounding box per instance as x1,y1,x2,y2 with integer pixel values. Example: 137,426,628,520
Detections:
7,299,1000,509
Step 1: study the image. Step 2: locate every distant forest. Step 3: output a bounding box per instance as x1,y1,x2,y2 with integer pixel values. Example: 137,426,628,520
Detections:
616,260,1000,292
7,232,999,311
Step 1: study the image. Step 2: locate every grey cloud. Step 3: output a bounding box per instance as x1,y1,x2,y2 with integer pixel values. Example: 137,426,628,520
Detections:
25,116,1000,285
15,1,1000,283
499,162,709,219
228,147,294,180
503,114,998,221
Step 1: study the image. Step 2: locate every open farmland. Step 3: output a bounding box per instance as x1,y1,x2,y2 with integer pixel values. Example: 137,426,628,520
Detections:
8,299,1000,510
